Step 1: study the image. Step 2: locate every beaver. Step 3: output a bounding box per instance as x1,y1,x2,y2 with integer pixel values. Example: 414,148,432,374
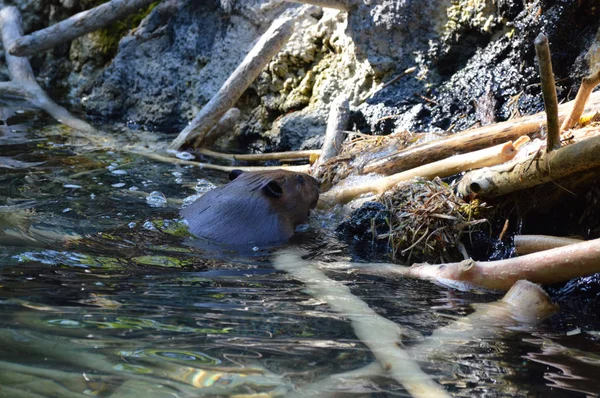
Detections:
181,169,320,246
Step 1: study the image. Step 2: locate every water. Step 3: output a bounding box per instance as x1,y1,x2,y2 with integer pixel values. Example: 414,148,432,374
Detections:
1,107,600,397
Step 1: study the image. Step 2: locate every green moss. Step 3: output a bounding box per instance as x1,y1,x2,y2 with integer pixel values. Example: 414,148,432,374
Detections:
95,1,159,57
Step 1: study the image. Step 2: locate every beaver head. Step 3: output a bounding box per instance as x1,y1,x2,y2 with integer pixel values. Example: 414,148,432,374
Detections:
181,169,320,246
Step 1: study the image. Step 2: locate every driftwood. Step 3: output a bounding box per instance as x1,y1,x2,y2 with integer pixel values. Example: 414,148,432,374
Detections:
534,33,560,151
274,249,450,398
412,280,556,358
514,234,583,255
351,237,600,291
8,0,157,57
357,91,600,176
290,280,555,397
0,6,96,134
169,6,315,150
457,134,600,198
136,151,310,173
196,148,320,162
312,95,350,173
319,140,518,207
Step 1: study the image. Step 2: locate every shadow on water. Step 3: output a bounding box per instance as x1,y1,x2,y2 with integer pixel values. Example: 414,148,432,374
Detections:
0,103,599,397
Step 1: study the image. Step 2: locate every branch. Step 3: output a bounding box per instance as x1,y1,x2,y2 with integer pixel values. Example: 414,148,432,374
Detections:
353,237,600,291
290,280,554,396
457,134,600,198
169,6,315,150
274,249,450,398
197,148,320,162
514,234,583,255
134,151,311,173
359,91,600,176
8,0,157,57
0,6,97,134
534,33,560,151
560,70,600,131
319,140,517,207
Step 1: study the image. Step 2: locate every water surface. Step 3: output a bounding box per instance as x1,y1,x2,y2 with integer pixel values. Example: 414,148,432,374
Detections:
0,107,599,397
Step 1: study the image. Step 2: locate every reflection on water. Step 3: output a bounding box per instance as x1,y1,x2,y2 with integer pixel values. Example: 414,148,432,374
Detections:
0,107,600,397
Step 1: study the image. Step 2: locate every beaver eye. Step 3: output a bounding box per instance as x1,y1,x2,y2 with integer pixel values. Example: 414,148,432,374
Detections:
297,175,305,185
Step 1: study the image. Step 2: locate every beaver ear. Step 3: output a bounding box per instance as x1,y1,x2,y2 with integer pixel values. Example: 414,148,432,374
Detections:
229,169,244,181
263,180,283,198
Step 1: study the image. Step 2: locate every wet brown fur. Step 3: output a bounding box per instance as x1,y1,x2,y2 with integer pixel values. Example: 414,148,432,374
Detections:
181,170,320,245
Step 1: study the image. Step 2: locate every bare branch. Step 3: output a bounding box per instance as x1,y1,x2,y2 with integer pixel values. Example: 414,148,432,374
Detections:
514,234,583,255
170,6,316,150
8,0,157,57
320,140,518,207
197,148,320,162
133,151,311,173
458,134,600,198
560,70,600,131
353,237,600,291
0,6,97,134
360,91,600,176
274,249,450,398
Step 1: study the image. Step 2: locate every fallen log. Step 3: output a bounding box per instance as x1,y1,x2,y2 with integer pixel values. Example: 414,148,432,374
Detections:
274,248,450,398
319,140,518,207
356,91,600,176
169,5,316,150
8,0,157,57
514,234,583,255
0,6,97,134
457,134,600,198
350,237,600,291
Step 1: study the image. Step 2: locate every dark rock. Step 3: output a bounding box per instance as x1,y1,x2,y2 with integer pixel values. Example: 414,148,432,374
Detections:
336,202,391,258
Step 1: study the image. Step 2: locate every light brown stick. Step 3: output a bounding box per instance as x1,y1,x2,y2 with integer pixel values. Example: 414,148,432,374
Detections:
274,249,450,398
134,151,311,173
0,6,96,134
8,0,157,57
560,70,600,131
514,234,583,255
360,91,600,176
169,6,314,150
354,237,600,291
319,140,517,207
457,134,600,198
197,148,320,162
534,33,560,151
